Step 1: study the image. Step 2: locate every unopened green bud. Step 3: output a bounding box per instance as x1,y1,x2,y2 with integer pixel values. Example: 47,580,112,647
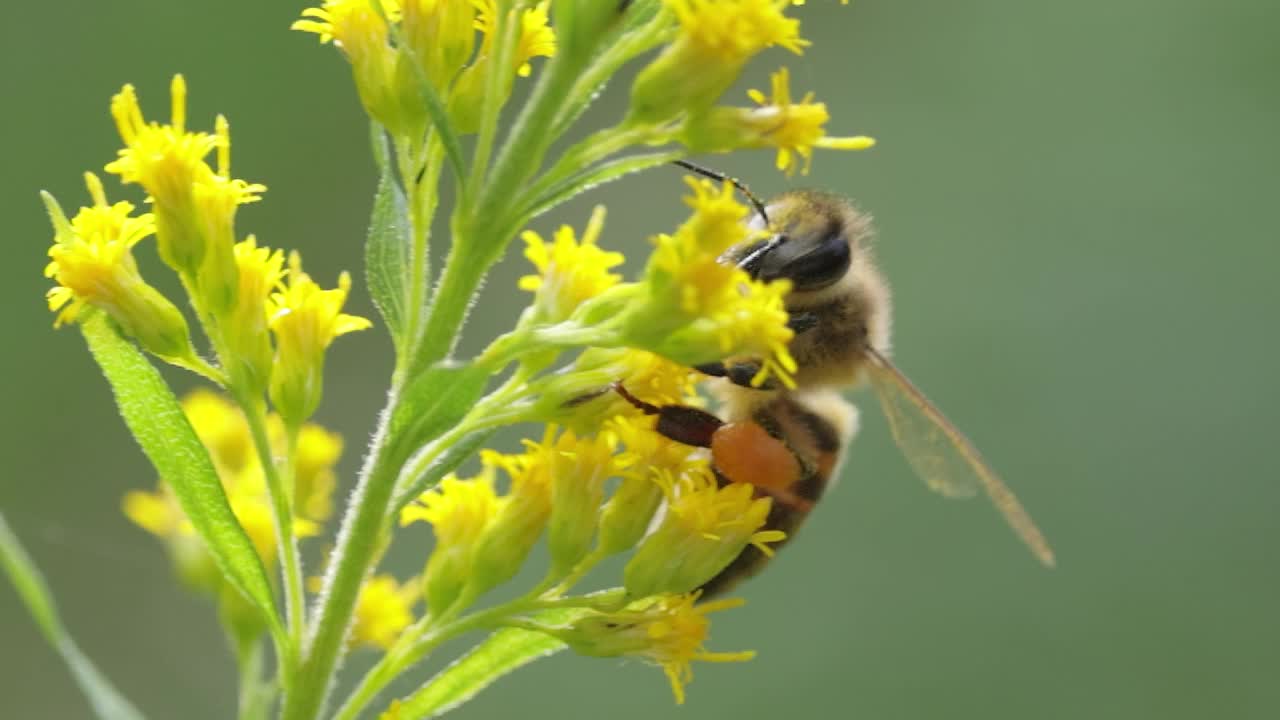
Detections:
597,473,662,556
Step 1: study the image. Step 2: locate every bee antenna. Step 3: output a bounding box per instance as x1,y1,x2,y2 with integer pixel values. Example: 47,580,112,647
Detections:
672,160,770,226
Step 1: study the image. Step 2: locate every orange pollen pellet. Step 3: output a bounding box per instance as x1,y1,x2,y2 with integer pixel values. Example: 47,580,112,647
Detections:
710,422,801,494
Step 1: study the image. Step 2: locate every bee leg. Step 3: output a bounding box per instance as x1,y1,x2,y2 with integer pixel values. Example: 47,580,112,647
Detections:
693,360,779,390
613,382,724,447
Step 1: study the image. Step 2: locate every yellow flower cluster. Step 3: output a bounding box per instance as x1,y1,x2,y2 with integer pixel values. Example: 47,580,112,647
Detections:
41,77,369,415
625,179,799,387
518,206,621,323
123,390,343,581
294,0,556,135
556,592,755,705
398,417,779,700
41,0,881,713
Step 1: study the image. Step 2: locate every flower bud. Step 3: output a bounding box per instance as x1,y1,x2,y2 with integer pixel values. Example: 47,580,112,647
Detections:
546,431,618,577
468,447,552,596
401,474,499,615
623,469,783,598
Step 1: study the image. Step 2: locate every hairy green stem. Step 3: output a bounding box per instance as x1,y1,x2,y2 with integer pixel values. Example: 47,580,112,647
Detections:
280,406,406,720
238,394,306,663
331,593,612,720
466,1,527,201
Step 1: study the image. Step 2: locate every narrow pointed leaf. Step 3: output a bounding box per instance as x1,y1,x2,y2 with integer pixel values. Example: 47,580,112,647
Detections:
366,156,413,351
0,513,147,720
391,428,496,515
394,605,603,719
80,314,286,647
389,363,491,458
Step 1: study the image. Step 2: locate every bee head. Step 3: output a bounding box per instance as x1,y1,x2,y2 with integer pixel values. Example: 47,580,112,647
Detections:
731,191,866,293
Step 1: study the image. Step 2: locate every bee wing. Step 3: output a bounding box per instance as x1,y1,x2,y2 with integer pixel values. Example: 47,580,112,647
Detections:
864,347,1056,568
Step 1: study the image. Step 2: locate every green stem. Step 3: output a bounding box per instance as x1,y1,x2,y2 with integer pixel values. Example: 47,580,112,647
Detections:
238,395,306,659
331,593,612,720
389,384,533,511
410,242,487,374
473,44,590,246
398,133,444,380
548,7,673,139
466,1,527,201
280,411,406,720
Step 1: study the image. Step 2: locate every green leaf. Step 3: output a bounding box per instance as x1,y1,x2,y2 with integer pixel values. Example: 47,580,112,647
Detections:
390,428,496,515
519,151,682,222
394,606,595,719
366,156,413,351
80,314,286,647
0,512,147,720
389,363,492,458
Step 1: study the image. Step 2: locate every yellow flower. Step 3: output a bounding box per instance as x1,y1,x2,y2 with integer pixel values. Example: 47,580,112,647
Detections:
467,435,555,596
596,416,707,555
691,67,875,175
622,179,797,387
557,593,755,704
519,206,622,323
401,0,476,89
525,348,701,433
401,472,500,613
106,76,262,281
630,0,808,122
223,236,286,393
543,429,621,576
514,1,557,77
267,253,372,425
449,0,557,131
624,466,785,597
123,390,344,578
290,421,345,525
350,574,419,650
667,0,808,60
42,174,196,362
294,0,419,134
473,0,557,77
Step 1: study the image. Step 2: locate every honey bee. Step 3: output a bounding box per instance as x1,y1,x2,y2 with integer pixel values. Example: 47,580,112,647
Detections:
616,163,1055,596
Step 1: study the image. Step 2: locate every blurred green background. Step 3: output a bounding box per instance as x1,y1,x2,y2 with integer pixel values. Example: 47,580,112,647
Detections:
3,1,1278,718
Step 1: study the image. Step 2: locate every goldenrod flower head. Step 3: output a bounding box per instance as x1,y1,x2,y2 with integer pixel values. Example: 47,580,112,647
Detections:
468,435,555,596
519,206,622,323
624,466,785,597
106,76,219,275
223,236,286,393
401,473,500,612
350,574,419,650
596,415,708,555
473,0,557,77
630,0,807,123
292,422,345,524
514,1,557,77
42,174,195,362
668,0,808,60
401,0,477,88
294,1,418,134
526,348,700,432
267,253,372,425
545,429,621,576
449,1,557,131
124,391,343,576
559,593,754,704
686,67,874,175
191,115,266,314
623,180,797,387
